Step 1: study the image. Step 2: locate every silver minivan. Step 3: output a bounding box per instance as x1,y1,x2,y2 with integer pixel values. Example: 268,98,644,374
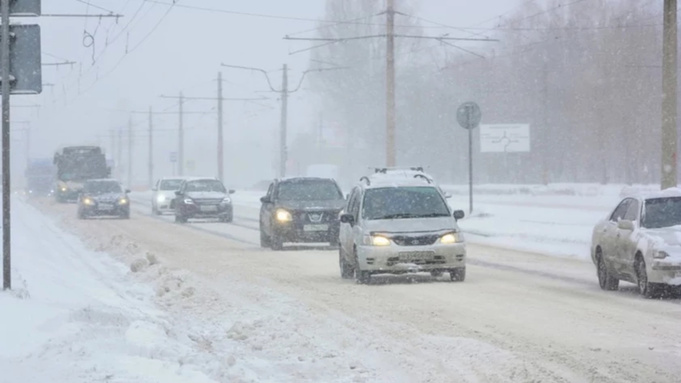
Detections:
338,169,466,284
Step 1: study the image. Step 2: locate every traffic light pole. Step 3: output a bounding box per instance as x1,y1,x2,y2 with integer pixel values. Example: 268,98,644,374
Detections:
2,0,11,290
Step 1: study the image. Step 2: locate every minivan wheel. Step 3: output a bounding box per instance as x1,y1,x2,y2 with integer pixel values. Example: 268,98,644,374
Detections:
260,229,271,248
271,233,284,251
450,267,466,282
339,247,353,279
353,249,370,284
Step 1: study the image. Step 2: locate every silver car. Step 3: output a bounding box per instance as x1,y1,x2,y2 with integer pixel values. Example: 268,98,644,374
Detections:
151,177,186,215
591,189,681,298
338,169,466,284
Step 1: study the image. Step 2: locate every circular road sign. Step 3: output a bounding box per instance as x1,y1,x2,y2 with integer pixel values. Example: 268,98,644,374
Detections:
456,101,482,130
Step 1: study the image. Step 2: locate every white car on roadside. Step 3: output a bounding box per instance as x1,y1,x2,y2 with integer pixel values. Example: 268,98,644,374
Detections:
591,188,681,298
151,177,186,215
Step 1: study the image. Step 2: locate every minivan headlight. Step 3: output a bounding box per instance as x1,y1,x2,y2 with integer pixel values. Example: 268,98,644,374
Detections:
440,232,463,244
654,250,670,259
363,235,391,246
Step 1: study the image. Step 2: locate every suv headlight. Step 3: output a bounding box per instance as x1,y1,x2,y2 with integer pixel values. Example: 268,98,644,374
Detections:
184,198,194,204
276,209,292,222
118,197,129,205
221,197,232,204
654,250,670,259
440,232,463,244
157,195,166,203
82,197,94,205
363,235,391,246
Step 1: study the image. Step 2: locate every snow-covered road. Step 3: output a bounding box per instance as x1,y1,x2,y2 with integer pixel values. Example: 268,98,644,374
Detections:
11,193,681,382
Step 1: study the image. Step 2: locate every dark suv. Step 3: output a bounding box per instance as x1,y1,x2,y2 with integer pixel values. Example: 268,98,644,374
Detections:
173,178,235,223
259,177,345,250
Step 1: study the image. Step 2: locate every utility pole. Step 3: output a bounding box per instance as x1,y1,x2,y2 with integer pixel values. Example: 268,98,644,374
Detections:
148,106,153,188
662,0,678,189
221,63,342,178
2,0,10,290
386,0,396,167
127,117,133,188
178,91,184,176
217,72,224,182
117,126,123,181
279,64,289,178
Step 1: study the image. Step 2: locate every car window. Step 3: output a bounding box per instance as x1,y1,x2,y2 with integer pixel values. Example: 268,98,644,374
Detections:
623,200,640,222
362,186,450,220
609,199,631,222
160,179,184,191
348,188,360,218
84,181,121,194
266,183,274,198
276,179,343,201
642,197,681,229
185,180,226,193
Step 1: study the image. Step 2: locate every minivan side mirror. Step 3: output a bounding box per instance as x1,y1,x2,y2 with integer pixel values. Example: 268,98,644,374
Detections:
617,219,635,231
453,210,465,220
260,196,271,204
340,213,355,225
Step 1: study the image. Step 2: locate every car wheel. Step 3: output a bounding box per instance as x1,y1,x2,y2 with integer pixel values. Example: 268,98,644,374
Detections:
175,214,187,224
596,249,619,291
430,270,443,278
339,247,353,279
450,267,466,282
353,249,370,284
77,210,86,220
636,256,659,299
222,214,233,223
270,233,284,251
121,211,130,219
259,228,271,248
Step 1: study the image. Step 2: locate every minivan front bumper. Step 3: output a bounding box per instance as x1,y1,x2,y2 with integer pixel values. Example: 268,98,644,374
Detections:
357,243,466,272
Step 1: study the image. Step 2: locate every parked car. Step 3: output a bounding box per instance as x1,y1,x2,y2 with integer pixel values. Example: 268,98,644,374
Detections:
259,177,345,250
591,189,681,298
338,168,466,284
77,179,130,219
151,177,186,215
173,177,234,223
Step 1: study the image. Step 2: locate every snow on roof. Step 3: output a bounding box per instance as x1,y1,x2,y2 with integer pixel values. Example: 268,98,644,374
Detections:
620,186,681,200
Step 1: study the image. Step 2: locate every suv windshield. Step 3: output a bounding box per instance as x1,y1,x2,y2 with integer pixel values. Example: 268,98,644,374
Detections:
362,187,450,220
160,179,183,191
84,181,121,194
277,179,342,201
643,197,681,229
185,180,226,193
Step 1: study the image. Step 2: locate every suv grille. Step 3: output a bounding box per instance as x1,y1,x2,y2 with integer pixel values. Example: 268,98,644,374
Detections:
194,198,222,205
391,234,439,246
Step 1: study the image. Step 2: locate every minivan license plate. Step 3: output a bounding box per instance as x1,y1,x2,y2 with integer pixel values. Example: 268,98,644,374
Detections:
304,224,328,232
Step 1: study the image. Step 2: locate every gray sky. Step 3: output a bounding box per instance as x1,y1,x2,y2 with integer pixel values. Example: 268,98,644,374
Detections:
14,0,518,185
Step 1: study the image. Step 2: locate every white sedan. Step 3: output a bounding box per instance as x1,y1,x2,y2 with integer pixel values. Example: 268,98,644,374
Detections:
151,177,186,215
591,189,681,298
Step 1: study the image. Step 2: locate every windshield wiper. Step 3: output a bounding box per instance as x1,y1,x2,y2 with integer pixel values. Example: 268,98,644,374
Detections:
416,213,450,218
374,213,419,219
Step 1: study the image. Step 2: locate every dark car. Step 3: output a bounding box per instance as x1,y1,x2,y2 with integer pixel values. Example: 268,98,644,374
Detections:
77,179,130,219
173,178,235,223
259,177,345,250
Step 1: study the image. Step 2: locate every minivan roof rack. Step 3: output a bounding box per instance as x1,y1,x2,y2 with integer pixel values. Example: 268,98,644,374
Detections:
374,166,425,174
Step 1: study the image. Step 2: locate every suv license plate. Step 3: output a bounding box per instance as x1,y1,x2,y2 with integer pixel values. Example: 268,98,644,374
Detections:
200,205,218,212
304,224,328,232
98,203,114,211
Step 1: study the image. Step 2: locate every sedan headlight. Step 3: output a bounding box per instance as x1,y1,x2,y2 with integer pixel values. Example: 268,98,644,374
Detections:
60,187,67,192
275,209,292,222
82,197,94,205
440,232,463,244
118,198,129,205
654,250,670,259
363,235,391,246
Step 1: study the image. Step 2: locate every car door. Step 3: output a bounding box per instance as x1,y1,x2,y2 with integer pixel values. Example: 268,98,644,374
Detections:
601,199,630,274
616,198,641,279
260,182,275,235
350,189,365,259
152,179,160,207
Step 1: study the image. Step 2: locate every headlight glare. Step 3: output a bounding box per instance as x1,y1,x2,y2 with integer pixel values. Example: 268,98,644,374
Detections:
276,209,292,222
183,198,194,204
83,198,94,205
371,236,391,246
440,233,462,244
222,197,232,204
119,198,128,205
654,250,670,259
157,195,166,203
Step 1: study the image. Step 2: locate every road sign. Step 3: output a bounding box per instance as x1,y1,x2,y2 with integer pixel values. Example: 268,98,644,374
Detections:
456,101,481,130
169,151,177,163
480,124,531,153
0,24,41,94
10,0,41,16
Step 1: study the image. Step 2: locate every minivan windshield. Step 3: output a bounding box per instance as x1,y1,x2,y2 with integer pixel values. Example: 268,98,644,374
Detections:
362,186,450,220
160,179,184,191
277,179,342,201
